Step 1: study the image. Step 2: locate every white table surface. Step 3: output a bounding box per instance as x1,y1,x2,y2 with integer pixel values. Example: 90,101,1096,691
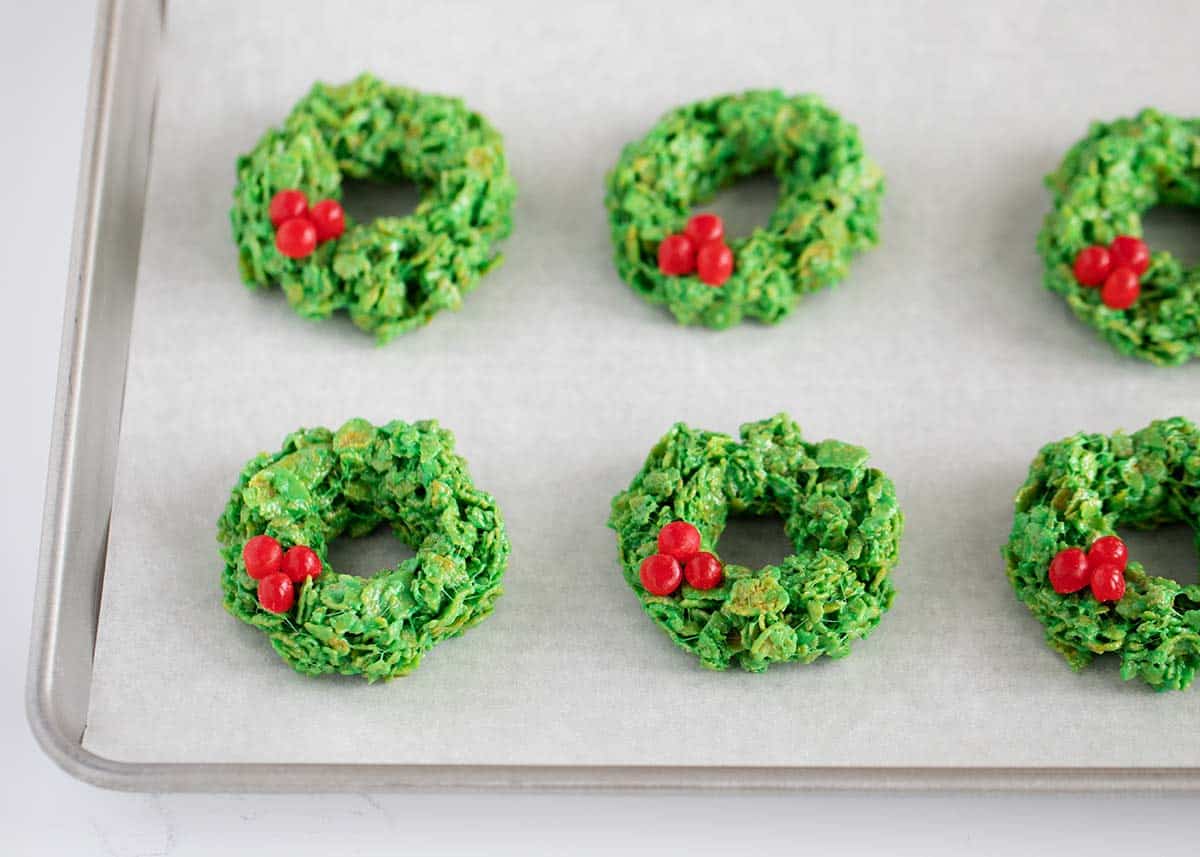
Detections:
2,2,1197,854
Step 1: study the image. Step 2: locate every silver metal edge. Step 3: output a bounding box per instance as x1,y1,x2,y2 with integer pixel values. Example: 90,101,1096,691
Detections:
25,0,125,784
18,755,1200,794
22,0,1200,794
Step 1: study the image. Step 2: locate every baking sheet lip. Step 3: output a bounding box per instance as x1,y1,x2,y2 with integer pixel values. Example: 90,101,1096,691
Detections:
30,749,1200,794
26,0,120,762
25,0,1200,796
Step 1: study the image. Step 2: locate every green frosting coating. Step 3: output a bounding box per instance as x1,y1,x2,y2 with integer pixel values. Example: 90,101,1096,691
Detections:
608,415,903,672
1038,110,1200,365
1003,418,1200,691
231,74,516,343
605,91,883,328
217,418,509,682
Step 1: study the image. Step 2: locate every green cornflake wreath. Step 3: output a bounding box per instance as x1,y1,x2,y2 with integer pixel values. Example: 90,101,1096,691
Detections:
604,90,884,328
1038,110,1200,365
608,414,903,672
231,74,516,343
217,418,509,682
1003,417,1200,692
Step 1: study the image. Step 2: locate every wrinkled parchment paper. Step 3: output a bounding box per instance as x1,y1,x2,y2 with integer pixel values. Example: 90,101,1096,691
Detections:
84,0,1200,767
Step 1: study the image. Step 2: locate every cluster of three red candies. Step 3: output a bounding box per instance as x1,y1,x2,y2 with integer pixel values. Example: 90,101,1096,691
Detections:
1048,534,1130,603
241,534,323,613
656,213,735,286
639,521,725,595
268,188,347,259
1072,235,1151,309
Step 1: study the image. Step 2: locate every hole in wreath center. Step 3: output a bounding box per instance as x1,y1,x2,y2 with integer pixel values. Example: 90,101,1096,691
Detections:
714,513,795,571
692,172,780,240
1139,205,1200,267
1116,523,1199,587
338,177,422,225
323,524,416,579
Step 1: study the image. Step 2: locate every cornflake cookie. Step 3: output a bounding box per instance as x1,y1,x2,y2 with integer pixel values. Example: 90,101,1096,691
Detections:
609,414,902,672
231,74,516,343
1039,110,1200,365
605,91,883,328
218,418,509,682
1003,417,1200,691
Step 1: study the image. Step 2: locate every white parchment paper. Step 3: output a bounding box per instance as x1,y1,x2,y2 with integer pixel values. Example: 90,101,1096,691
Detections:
84,0,1200,767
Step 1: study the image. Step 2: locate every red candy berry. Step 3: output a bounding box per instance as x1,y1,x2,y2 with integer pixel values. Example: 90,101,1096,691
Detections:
268,189,308,227
696,241,734,286
1048,547,1090,594
1090,563,1126,603
1088,535,1128,572
257,572,295,614
310,199,346,242
685,213,724,247
684,552,724,590
657,520,701,563
242,535,283,580
275,217,318,259
1100,267,1140,309
639,553,682,596
281,545,322,583
1073,245,1112,287
1109,235,1150,276
658,234,697,276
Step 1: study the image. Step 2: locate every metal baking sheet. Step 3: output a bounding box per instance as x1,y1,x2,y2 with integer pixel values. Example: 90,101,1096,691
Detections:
28,0,1200,791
